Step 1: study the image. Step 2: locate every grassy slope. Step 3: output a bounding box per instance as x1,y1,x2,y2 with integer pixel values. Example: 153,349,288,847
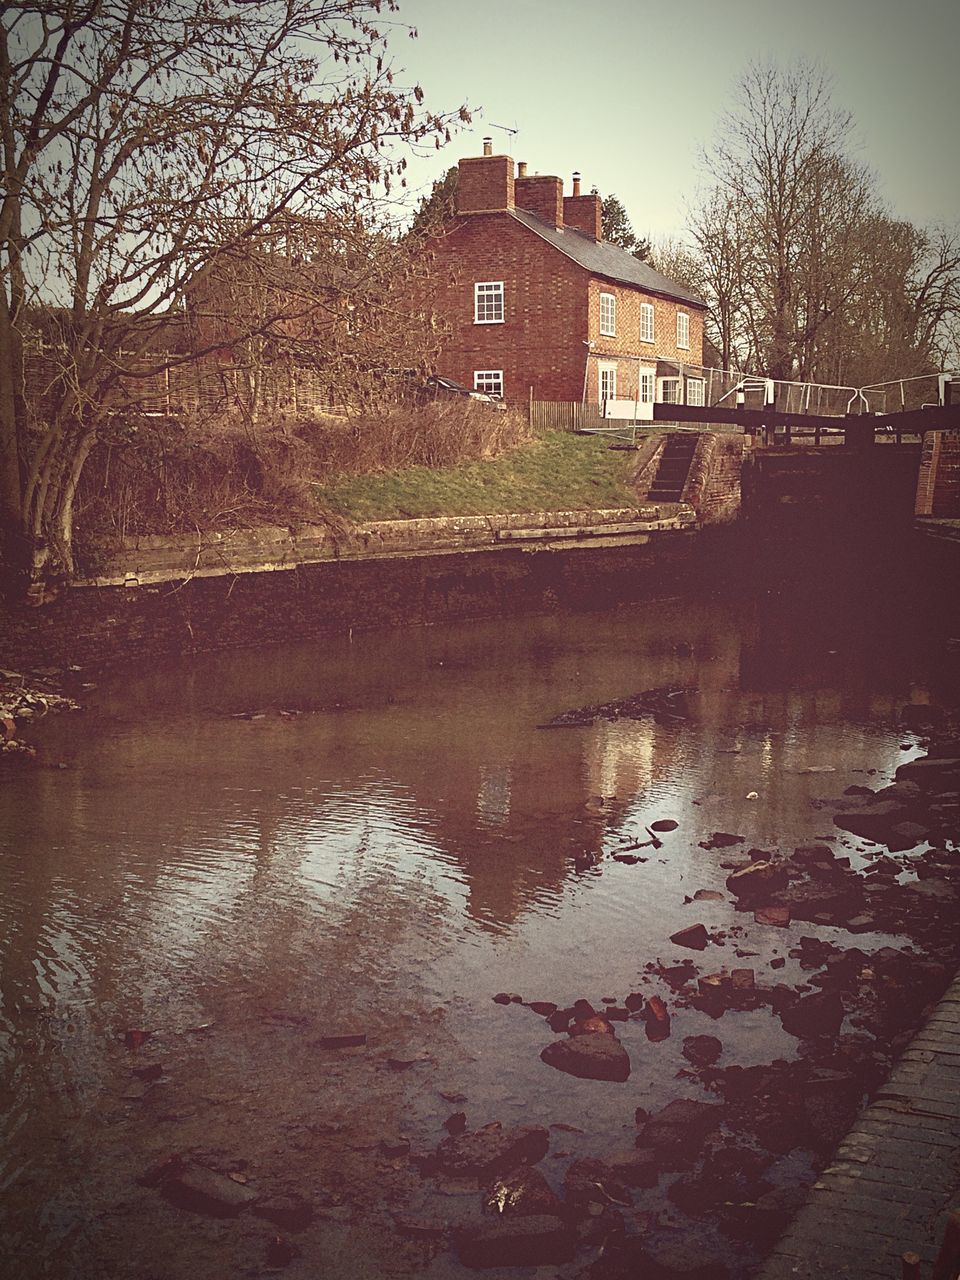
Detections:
314,431,639,522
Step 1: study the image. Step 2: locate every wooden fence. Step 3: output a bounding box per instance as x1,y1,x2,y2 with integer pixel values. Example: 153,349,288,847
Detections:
529,401,608,433
23,343,347,420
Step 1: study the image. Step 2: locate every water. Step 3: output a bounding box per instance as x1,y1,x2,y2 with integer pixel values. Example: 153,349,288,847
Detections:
1,576,958,1280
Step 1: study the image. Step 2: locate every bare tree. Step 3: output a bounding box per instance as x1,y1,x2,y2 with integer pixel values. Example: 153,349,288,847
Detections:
908,226,960,370
1,0,464,594
685,191,748,370
686,59,960,388
705,61,867,379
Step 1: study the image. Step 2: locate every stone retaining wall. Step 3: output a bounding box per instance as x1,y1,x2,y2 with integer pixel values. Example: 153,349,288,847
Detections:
77,506,694,587
0,526,705,673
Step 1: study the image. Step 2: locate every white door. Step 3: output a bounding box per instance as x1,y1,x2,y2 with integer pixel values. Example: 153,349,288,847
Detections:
599,362,617,406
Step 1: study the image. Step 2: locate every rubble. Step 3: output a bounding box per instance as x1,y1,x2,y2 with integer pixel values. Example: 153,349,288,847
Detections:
538,684,693,730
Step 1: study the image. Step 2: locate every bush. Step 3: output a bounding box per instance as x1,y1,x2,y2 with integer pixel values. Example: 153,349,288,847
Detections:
73,400,532,553
304,399,531,474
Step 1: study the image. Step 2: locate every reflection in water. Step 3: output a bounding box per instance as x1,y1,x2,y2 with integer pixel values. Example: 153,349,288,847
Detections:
0,583,956,1279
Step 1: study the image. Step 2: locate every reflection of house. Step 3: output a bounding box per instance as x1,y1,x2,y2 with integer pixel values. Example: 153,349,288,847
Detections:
426,140,707,406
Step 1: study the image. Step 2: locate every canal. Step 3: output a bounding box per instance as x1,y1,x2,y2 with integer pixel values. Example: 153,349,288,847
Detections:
2,549,959,1279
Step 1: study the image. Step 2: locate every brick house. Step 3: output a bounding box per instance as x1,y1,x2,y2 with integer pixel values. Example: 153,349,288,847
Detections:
426,140,707,408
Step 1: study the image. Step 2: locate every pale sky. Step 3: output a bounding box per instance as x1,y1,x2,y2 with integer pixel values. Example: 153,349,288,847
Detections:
389,0,960,242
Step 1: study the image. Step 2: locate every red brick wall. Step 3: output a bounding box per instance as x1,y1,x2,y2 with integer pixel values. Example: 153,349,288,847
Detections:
563,194,601,240
426,213,707,406
916,430,960,516
457,155,514,213
515,175,563,227
584,278,705,402
685,434,748,524
427,214,590,403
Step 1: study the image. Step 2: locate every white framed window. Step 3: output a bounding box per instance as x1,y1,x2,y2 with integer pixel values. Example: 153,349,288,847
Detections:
474,369,503,397
686,377,705,407
659,377,680,404
598,362,617,404
474,281,504,324
599,292,616,337
639,369,655,403
676,310,690,350
640,302,655,343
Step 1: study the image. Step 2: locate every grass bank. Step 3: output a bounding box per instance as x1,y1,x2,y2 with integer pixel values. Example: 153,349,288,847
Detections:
313,430,639,522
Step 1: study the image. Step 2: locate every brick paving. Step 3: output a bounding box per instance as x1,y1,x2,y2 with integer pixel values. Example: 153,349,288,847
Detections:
758,974,960,1278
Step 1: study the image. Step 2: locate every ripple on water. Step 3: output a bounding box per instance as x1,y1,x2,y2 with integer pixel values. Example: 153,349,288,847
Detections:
0,596,955,1280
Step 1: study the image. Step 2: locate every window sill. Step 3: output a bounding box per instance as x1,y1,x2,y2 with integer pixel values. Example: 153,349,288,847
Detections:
474,318,505,325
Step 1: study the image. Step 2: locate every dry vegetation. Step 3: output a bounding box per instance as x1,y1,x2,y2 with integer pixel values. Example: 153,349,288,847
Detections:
73,401,533,558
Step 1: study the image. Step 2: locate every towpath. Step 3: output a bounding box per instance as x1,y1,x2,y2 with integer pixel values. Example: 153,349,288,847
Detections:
759,972,960,1278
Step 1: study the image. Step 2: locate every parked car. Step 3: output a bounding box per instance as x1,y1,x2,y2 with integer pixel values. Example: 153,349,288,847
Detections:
423,374,504,406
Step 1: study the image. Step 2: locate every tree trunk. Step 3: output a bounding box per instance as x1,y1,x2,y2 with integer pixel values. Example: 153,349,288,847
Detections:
0,294,24,528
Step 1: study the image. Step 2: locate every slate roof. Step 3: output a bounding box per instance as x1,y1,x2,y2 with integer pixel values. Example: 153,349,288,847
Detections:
508,207,706,308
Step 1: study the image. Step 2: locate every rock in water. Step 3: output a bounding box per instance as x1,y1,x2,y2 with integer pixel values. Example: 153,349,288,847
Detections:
637,1099,722,1156
252,1193,314,1232
833,801,908,843
780,991,844,1039
754,906,791,926
682,1035,723,1067
482,1166,562,1217
699,832,746,850
434,1123,550,1177
162,1163,259,1217
725,860,788,899
540,1033,630,1082
454,1215,576,1268
895,756,960,788
670,923,710,950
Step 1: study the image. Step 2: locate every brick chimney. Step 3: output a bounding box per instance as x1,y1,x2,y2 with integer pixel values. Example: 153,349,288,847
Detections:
514,173,563,228
456,138,515,213
563,173,602,240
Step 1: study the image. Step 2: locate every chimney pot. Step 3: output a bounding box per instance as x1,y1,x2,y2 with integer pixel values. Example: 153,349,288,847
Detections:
517,161,527,177
572,171,581,197
482,137,492,156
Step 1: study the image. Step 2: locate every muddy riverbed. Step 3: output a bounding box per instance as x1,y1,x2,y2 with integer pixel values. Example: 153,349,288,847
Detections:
1,581,959,1280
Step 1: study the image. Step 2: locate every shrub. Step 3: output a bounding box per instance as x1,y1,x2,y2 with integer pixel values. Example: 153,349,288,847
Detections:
72,400,532,555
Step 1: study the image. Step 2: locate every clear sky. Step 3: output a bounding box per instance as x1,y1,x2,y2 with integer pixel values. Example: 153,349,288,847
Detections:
388,0,960,242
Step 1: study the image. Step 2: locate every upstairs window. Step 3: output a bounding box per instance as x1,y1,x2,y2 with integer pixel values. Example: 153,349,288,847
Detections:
677,310,690,349
640,302,655,343
686,377,705,407
600,292,616,336
474,281,504,324
474,370,503,397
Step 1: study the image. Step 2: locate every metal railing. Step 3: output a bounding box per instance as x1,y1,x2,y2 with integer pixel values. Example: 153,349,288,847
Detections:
533,366,958,442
